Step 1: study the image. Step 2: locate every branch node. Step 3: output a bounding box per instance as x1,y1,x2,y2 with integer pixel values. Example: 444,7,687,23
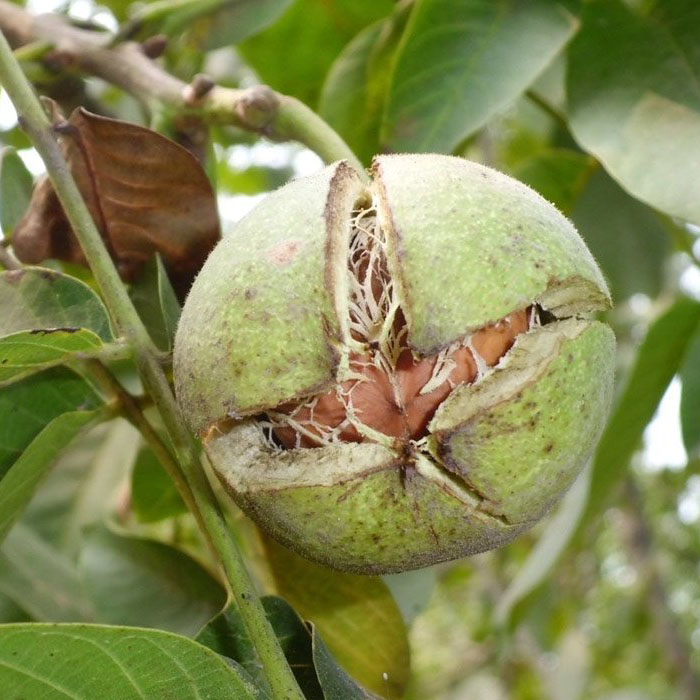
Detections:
141,33,167,59
235,85,279,131
44,48,74,71
182,73,215,105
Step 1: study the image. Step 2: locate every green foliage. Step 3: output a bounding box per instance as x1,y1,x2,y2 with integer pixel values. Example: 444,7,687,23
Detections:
567,0,700,225
0,147,32,236
0,267,112,340
79,526,226,636
264,537,410,699
2,0,700,697
240,0,394,107
131,446,187,523
129,255,180,352
583,298,700,528
381,0,576,153
198,596,324,698
680,326,700,455
0,623,261,699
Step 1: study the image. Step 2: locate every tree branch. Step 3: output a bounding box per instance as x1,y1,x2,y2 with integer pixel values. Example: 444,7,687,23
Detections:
0,26,305,700
0,0,366,176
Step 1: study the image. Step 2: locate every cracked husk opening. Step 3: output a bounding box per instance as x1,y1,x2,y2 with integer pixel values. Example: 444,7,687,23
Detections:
262,201,537,453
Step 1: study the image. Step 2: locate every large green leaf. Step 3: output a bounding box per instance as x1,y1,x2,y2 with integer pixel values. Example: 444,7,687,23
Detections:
0,367,103,479
319,4,411,165
128,0,295,49
0,524,94,622
317,22,383,165
0,267,112,340
582,298,700,527
79,527,226,637
512,148,594,215
239,0,394,107
264,537,409,699
0,409,103,542
197,595,323,699
567,0,700,224
0,329,109,387
0,147,32,237
0,623,259,699
131,445,187,523
381,0,576,153
59,419,141,555
192,0,296,50
570,170,671,301
680,325,700,455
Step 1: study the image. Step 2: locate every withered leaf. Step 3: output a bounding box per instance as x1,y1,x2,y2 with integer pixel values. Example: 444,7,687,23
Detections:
13,107,220,298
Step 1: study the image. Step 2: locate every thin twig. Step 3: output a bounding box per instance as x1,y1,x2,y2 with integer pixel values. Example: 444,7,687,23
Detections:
0,0,366,176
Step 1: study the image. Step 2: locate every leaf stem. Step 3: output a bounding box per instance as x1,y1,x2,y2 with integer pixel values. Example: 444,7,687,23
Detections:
0,28,305,700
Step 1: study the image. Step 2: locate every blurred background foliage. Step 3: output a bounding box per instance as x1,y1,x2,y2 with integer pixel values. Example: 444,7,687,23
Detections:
1,0,700,698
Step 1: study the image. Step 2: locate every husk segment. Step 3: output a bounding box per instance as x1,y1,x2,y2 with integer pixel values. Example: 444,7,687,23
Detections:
372,155,611,355
174,162,366,435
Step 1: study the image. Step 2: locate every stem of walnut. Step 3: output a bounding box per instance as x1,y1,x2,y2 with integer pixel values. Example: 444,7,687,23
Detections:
0,28,305,700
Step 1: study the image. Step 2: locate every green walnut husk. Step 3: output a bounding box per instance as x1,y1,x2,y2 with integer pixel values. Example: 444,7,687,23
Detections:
174,154,615,574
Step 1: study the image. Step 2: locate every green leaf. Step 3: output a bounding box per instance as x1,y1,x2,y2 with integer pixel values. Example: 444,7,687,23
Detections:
197,595,323,699
0,367,103,479
0,148,32,237
59,419,141,555
310,625,379,700
0,623,259,699
320,22,384,165
264,537,409,700
79,527,226,637
132,0,295,49
130,255,181,352
583,298,700,527
567,0,700,224
240,0,394,107
0,329,108,387
570,170,671,301
512,148,595,215
680,325,700,455
131,446,187,523
319,4,411,166
0,409,103,543
0,524,94,622
191,0,296,50
0,267,112,340
381,0,577,153
18,422,130,551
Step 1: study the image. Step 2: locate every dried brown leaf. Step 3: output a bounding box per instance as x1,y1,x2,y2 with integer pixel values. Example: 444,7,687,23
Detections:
13,107,220,297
